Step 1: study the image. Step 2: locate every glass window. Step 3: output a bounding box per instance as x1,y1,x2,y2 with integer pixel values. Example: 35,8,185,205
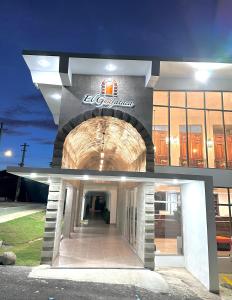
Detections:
187,109,206,167
153,91,168,106
153,107,169,166
170,91,185,107
205,92,222,109
187,92,204,108
206,111,226,168
214,188,231,257
223,92,232,110
224,112,232,169
154,185,182,255
170,108,187,166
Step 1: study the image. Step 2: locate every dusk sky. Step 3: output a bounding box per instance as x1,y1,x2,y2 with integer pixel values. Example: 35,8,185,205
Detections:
0,0,232,170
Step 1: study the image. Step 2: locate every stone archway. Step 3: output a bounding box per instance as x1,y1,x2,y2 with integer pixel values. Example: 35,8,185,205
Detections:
52,108,154,172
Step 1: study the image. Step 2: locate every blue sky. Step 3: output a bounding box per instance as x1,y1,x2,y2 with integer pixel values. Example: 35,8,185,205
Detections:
0,0,232,170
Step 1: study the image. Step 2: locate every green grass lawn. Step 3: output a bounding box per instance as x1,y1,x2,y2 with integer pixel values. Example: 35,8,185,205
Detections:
0,211,45,266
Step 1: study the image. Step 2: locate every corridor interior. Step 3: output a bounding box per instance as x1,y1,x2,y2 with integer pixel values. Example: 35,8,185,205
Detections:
54,186,144,268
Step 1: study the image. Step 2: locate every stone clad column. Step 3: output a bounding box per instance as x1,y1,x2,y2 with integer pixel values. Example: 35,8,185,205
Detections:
41,179,65,265
144,183,155,270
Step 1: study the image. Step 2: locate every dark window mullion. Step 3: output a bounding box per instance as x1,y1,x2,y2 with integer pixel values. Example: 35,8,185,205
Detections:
222,92,229,169
204,92,209,168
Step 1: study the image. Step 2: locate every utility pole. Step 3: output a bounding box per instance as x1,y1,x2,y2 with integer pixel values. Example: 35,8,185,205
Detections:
18,143,29,167
0,122,4,146
15,143,29,202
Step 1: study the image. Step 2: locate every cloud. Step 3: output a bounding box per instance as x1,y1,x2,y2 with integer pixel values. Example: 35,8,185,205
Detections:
20,93,44,103
0,117,57,131
4,128,29,136
29,137,54,145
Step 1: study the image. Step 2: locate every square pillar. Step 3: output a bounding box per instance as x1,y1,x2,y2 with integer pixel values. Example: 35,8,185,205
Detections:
41,179,65,265
63,185,75,238
181,179,219,293
136,183,155,270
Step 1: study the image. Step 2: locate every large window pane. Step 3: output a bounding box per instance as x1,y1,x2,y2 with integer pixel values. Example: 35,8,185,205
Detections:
170,108,187,166
205,92,222,109
170,91,185,107
223,92,232,110
187,92,204,108
153,107,169,165
206,111,226,168
214,188,231,257
154,185,182,255
153,91,168,106
224,112,232,169
187,109,206,167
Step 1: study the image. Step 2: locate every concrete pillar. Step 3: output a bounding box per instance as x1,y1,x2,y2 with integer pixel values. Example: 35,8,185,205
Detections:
181,179,219,293
70,187,78,233
41,179,65,265
63,185,74,238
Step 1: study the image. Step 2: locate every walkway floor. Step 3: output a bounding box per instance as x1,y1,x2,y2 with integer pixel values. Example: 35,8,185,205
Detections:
54,217,143,268
0,202,45,223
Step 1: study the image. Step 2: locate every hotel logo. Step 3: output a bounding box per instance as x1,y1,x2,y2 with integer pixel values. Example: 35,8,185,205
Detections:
82,79,135,109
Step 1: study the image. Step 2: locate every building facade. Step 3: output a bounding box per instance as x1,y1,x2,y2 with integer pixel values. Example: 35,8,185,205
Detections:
8,51,232,293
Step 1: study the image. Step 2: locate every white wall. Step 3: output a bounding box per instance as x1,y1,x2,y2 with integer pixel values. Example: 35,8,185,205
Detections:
181,181,219,293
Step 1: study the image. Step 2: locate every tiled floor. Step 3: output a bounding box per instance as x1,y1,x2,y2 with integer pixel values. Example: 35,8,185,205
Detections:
54,217,143,268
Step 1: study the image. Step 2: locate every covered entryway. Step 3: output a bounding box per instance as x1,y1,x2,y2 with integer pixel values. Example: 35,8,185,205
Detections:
55,218,143,268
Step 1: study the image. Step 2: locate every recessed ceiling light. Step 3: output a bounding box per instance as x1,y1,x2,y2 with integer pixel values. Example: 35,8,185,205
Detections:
30,173,37,178
83,175,89,180
195,69,210,83
105,63,116,71
38,59,50,67
51,93,61,100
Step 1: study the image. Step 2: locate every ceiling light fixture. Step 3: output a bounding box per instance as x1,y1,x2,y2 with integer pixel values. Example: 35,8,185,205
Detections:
172,179,179,184
195,69,210,83
105,63,116,71
38,59,50,67
121,176,126,181
83,175,89,180
30,173,37,178
100,152,104,159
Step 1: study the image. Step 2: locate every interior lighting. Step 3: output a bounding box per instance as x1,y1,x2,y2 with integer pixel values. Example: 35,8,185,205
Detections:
38,59,50,67
51,93,61,100
100,152,104,159
195,69,210,83
207,139,213,148
83,175,89,180
121,176,126,181
105,63,116,71
173,179,179,184
100,159,104,165
4,150,13,157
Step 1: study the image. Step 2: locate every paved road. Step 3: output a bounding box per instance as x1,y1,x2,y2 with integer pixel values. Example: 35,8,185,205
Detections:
0,266,204,300
0,202,45,223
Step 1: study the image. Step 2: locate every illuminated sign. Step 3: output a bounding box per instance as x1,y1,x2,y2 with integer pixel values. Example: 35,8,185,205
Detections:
82,79,135,109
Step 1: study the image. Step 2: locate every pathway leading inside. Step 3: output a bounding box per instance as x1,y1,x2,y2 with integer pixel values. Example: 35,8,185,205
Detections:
54,216,143,268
